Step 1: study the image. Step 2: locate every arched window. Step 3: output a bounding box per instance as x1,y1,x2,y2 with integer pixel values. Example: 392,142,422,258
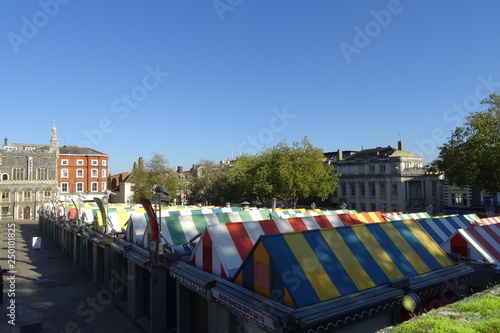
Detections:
1,190,10,202
13,167,24,180
22,189,32,201
37,167,48,180
1,173,8,181
42,189,52,200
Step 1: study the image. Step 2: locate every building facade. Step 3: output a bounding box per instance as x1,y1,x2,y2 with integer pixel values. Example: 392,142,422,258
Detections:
58,145,109,202
328,141,444,213
0,132,59,219
1,125,110,219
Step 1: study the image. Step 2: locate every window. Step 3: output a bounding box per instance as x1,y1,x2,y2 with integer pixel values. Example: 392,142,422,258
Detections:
42,189,51,200
91,169,98,178
61,159,68,165
23,190,32,201
76,169,84,178
369,165,375,173
91,182,98,192
380,165,386,173
452,193,463,206
341,184,347,196
380,182,387,196
61,169,69,178
1,190,9,202
369,182,376,196
391,183,398,196
76,182,84,192
13,167,24,180
102,182,106,191
91,160,98,166
350,183,356,196
102,169,106,178
102,160,107,166
37,168,48,180
77,160,84,166
61,183,69,193
2,174,8,181
360,182,366,196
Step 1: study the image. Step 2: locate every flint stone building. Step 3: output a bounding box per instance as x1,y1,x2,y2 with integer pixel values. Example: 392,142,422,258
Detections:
0,133,59,219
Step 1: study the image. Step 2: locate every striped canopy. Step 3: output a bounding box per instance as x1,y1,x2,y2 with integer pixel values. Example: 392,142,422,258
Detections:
125,212,149,245
417,215,474,245
442,223,500,270
475,216,500,226
384,212,431,221
337,211,390,225
140,210,273,256
189,216,354,278
270,209,357,219
233,220,454,308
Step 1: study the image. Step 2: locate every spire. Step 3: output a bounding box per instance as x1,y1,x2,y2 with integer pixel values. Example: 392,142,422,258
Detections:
50,121,59,151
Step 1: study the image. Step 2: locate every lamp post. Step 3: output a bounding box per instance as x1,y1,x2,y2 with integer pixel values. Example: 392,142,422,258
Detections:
153,186,170,233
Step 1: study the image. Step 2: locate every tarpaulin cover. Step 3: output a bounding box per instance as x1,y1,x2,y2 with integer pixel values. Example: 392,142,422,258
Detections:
233,220,454,308
417,215,474,245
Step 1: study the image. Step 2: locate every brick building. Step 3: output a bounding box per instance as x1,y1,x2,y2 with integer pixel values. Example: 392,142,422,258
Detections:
58,145,109,202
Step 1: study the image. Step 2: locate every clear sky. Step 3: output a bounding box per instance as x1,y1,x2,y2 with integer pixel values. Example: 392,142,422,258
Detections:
2,1,500,175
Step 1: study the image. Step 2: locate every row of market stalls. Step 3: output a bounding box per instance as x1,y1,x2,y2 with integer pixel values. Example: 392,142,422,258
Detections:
37,202,499,333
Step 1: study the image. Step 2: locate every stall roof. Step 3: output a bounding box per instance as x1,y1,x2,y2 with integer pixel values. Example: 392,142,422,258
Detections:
337,211,390,225
475,216,500,226
137,210,273,256
443,223,500,270
189,217,353,278
233,220,455,308
384,212,431,221
417,215,474,245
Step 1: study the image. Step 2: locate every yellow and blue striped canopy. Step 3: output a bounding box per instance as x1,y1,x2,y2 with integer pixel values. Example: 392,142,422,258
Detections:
233,220,454,308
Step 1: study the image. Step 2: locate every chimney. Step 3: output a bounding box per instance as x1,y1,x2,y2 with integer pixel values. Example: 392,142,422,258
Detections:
337,149,343,161
177,166,183,174
138,157,144,169
4,137,7,146
398,141,404,151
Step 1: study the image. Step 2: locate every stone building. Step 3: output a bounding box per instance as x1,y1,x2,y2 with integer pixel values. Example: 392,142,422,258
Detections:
327,141,444,213
0,127,59,219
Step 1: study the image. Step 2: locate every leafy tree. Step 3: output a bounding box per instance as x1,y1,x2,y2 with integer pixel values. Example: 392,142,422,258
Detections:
130,153,183,203
227,137,340,208
434,93,500,194
187,160,226,205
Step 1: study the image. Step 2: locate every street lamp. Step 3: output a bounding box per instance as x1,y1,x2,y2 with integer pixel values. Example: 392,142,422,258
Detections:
153,186,170,233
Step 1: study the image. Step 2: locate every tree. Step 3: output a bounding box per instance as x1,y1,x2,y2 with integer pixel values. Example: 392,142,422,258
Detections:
130,153,183,203
187,160,226,205
227,137,340,208
434,93,500,194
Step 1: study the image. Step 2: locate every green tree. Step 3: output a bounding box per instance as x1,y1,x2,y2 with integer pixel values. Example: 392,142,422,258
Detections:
187,160,226,205
434,93,500,194
227,137,340,208
130,153,182,203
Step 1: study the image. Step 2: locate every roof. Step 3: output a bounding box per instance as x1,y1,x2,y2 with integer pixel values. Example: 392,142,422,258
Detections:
233,220,455,308
384,212,431,221
140,210,273,256
417,215,474,245
337,211,390,224
476,216,500,225
189,216,355,278
59,146,108,156
444,223,500,270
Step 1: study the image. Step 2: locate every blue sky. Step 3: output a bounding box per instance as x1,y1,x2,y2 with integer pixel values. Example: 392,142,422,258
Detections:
2,1,500,174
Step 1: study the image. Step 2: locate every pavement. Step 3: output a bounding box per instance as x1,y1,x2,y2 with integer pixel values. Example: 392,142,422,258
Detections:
0,218,147,333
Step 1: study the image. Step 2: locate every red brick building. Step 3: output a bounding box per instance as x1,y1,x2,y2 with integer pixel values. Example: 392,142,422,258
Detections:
58,145,109,201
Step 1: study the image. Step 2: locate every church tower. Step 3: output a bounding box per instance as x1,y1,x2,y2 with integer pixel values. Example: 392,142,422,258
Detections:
49,122,59,153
